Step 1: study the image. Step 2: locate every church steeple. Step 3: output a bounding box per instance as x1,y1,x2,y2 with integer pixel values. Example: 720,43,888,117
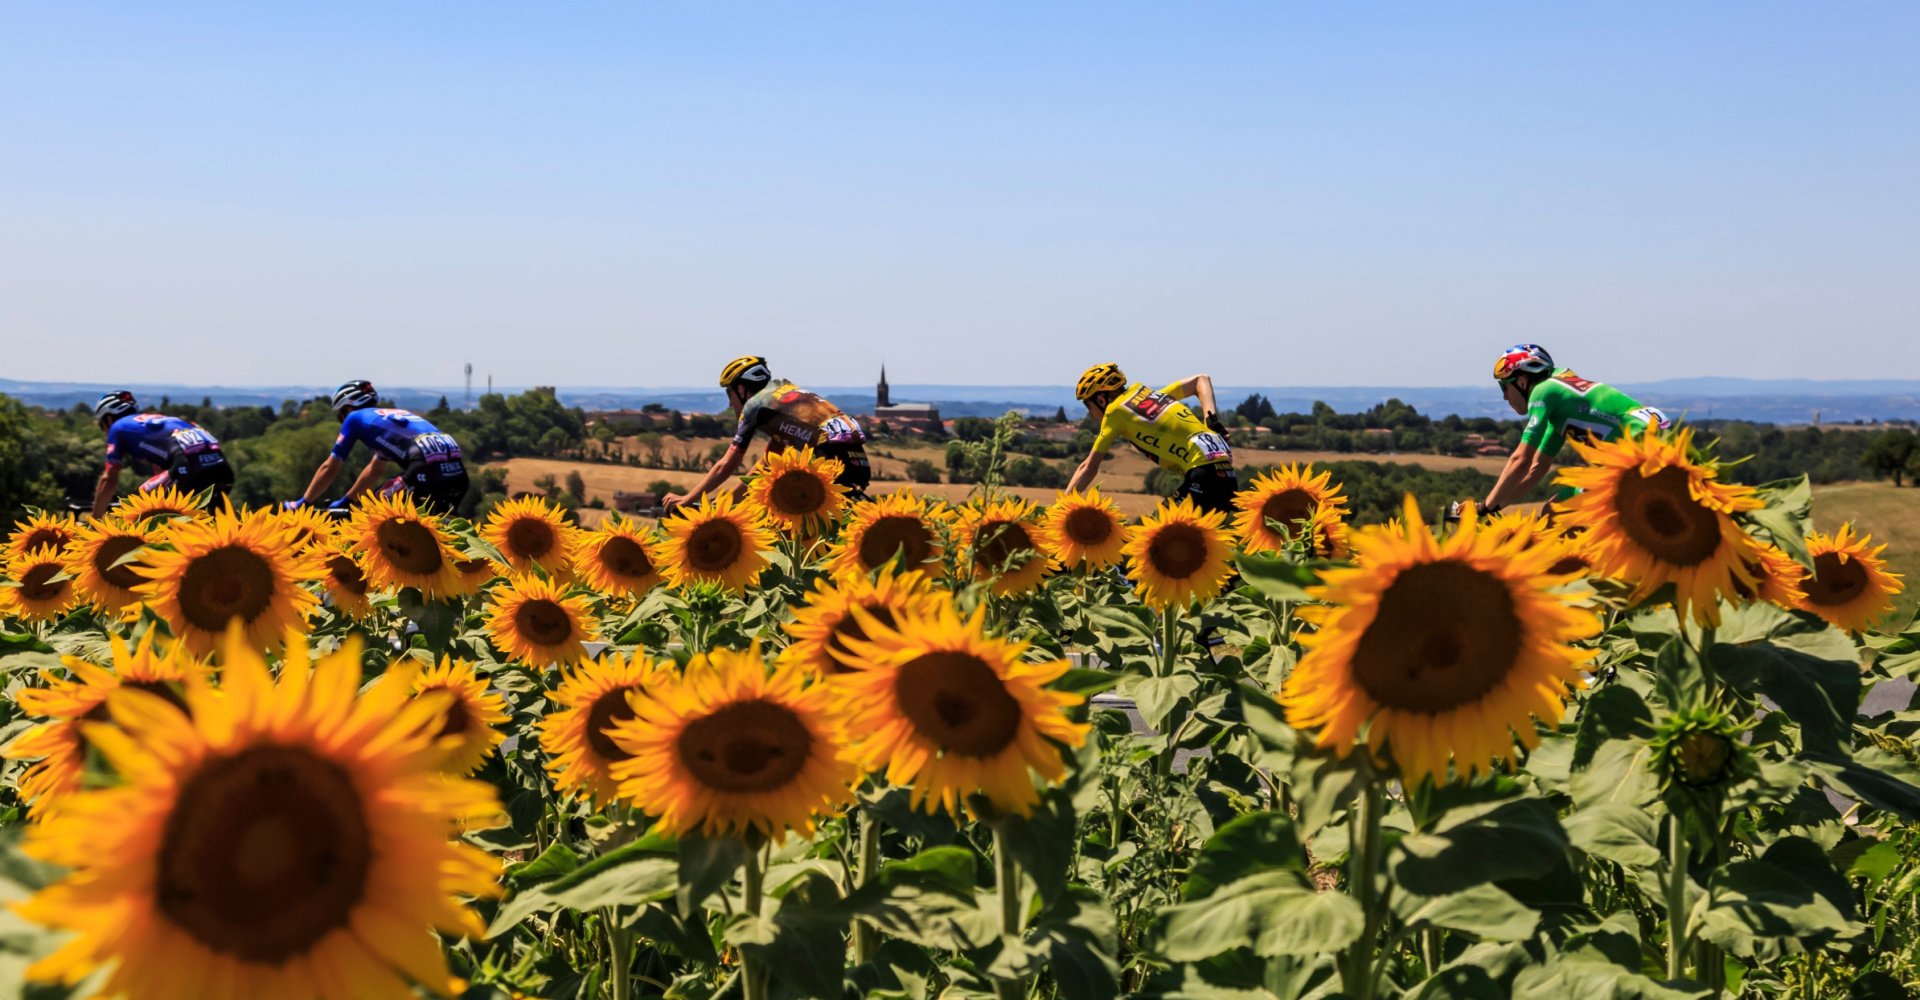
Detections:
877,365,891,408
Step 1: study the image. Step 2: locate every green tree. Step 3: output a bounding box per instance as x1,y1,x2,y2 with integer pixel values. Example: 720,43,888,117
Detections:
1865,429,1917,487
565,470,587,503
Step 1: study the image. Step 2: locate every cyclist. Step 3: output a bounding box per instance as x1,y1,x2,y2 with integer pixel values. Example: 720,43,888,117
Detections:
1475,344,1670,514
90,391,235,517
293,380,470,514
664,356,872,513
1065,363,1235,514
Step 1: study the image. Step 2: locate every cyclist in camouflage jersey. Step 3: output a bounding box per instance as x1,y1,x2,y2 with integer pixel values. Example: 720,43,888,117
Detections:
1478,344,1671,513
663,356,872,513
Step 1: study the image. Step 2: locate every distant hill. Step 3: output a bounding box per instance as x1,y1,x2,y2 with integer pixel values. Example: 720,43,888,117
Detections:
4,377,1917,424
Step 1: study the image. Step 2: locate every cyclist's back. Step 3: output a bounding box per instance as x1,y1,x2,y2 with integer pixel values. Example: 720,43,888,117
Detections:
732,379,871,489
1521,368,1668,458
330,401,468,512
1069,365,1233,514
96,397,234,511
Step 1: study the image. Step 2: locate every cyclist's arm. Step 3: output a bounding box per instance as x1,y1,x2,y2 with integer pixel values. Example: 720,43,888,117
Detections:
301,455,344,506
1162,375,1219,419
665,444,748,509
1482,442,1554,511
91,463,121,518
340,455,390,504
1065,449,1106,494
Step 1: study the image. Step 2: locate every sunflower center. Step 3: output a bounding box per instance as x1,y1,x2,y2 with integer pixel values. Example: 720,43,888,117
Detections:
894,652,1022,758
326,555,370,596
1803,552,1869,606
94,535,147,590
506,518,556,560
974,521,1037,574
1612,466,1721,567
18,562,67,601
1147,523,1209,579
81,679,191,723
858,516,933,570
825,602,899,668
599,536,653,579
177,546,276,630
514,598,576,647
456,557,492,578
585,688,640,763
1260,489,1315,530
156,745,371,963
1349,560,1523,715
770,470,827,516
435,690,472,736
1063,507,1115,546
1548,553,1590,577
20,528,68,552
374,518,445,576
1675,730,1733,787
687,520,744,573
675,699,813,793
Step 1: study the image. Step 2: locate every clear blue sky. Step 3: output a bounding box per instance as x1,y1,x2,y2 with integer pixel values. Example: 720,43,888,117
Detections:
4,2,1916,389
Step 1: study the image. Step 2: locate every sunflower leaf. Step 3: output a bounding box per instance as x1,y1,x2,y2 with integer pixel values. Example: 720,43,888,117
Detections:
1155,870,1364,960
1180,811,1307,901
1697,836,1859,956
1233,553,1319,602
678,832,751,916
1712,641,1860,757
1392,796,1570,897
1392,883,1540,942
1563,802,1662,869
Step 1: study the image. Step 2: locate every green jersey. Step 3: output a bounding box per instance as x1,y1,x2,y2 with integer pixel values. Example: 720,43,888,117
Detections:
1519,369,1669,458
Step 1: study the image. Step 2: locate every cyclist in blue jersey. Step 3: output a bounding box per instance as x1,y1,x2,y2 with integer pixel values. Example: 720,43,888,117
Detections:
293,380,470,514
90,391,235,517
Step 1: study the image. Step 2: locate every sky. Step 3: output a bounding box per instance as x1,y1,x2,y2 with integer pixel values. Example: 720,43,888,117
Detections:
3,2,1917,390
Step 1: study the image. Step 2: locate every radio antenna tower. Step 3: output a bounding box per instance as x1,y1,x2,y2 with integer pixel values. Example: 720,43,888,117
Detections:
464,363,473,408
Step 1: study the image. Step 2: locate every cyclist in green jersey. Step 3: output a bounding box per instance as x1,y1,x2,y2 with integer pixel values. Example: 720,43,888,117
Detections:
1477,343,1670,513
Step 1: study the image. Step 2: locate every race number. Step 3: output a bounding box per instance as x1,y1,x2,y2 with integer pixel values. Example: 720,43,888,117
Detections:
1189,431,1232,463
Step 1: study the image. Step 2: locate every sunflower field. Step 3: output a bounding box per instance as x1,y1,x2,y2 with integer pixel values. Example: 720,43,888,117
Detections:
0,432,1917,1000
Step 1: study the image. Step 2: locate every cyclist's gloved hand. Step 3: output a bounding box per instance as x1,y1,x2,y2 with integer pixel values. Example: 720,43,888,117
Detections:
282,499,305,511
327,497,353,511
1205,413,1229,440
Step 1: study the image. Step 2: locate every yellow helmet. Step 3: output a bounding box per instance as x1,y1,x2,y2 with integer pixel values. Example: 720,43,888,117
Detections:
719,355,771,388
1075,363,1127,402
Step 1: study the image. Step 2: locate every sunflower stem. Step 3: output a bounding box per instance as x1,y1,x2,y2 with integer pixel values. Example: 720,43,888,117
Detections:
743,843,769,1000
1345,778,1386,1000
853,807,882,966
992,824,1025,1000
1665,812,1691,982
604,908,632,1000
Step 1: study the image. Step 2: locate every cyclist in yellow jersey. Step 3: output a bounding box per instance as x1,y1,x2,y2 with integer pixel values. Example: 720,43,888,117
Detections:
1066,363,1236,514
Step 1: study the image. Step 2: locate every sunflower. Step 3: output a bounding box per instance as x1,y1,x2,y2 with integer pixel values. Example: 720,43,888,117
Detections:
1281,497,1600,786
14,632,500,1000
112,484,207,527
1040,489,1129,571
827,489,949,577
659,493,777,592
484,574,600,666
1730,542,1808,612
274,503,340,554
609,645,857,839
571,517,665,598
1796,524,1905,632
318,542,378,620
830,602,1088,817
746,446,851,536
135,508,323,656
343,492,466,600
411,657,510,774
7,546,80,622
7,510,78,562
481,496,583,576
62,516,154,614
957,498,1050,596
1554,427,1764,626
1121,498,1236,611
537,652,661,806
4,634,204,818
1303,506,1353,561
780,567,943,677
1233,464,1349,554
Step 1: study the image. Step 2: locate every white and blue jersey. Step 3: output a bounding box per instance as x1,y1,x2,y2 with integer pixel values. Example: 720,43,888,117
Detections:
331,408,463,466
104,414,223,474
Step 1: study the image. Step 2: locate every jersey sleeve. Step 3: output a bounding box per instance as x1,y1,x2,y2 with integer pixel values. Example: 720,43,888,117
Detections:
102,423,129,467
1519,385,1570,458
730,398,764,450
330,413,362,461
